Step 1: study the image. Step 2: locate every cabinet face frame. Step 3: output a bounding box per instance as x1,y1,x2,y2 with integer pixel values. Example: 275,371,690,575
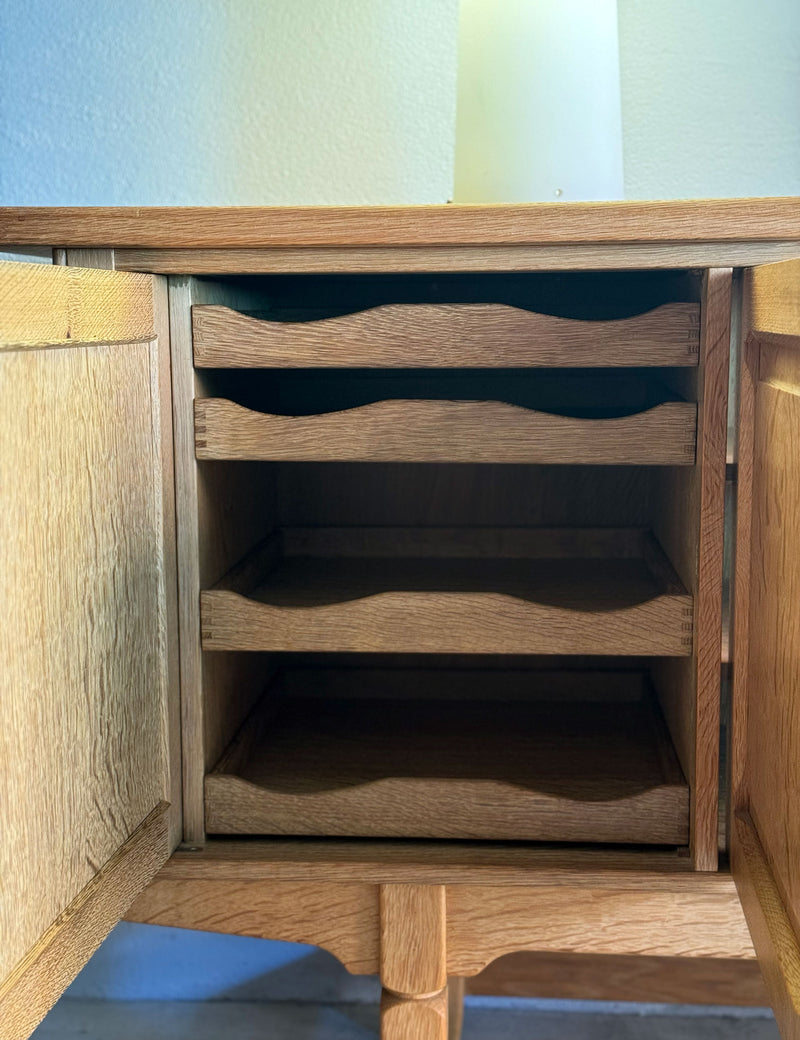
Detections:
0,260,181,1040
731,258,800,1040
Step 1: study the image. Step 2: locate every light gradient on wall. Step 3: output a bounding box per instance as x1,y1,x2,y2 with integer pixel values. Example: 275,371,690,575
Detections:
454,0,624,202
618,0,800,199
0,0,458,205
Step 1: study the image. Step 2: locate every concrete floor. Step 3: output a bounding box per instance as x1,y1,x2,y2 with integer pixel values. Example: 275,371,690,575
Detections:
34,998,780,1039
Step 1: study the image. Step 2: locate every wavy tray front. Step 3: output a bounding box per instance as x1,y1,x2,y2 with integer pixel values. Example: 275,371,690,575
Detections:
195,396,696,465
205,670,689,844
200,527,693,656
192,301,701,368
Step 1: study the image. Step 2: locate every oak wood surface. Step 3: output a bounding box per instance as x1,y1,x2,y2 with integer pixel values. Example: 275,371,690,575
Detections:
126,868,755,974
192,301,700,368
736,324,800,931
732,813,800,1039
168,277,280,843
380,885,447,997
4,198,800,246
143,840,711,888
380,988,448,1040
204,673,688,844
201,526,692,656
128,879,379,975
730,261,800,1038
0,805,169,1040
649,269,731,870
729,259,800,1038
446,883,755,974
276,463,654,529
116,242,800,275
748,258,800,337
195,396,696,466
0,263,176,1008
0,260,154,348
63,248,115,270
467,951,768,1006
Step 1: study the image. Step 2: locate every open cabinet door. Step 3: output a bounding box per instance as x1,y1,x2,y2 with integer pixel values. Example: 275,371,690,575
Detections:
0,262,180,1040
732,258,800,1039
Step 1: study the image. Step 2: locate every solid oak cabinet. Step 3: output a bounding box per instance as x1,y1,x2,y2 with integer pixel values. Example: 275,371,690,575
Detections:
1,201,800,1040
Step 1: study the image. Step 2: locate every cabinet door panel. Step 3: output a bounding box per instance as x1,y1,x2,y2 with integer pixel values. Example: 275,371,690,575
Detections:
0,262,179,1040
732,258,800,1040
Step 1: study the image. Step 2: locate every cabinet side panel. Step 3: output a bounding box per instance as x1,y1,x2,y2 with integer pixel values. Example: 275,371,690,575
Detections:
743,343,800,938
650,269,731,871
0,339,169,980
169,278,280,842
731,260,800,1040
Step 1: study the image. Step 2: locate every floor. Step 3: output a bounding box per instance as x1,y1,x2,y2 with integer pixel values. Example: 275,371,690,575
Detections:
31,930,781,1038
34,997,780,1039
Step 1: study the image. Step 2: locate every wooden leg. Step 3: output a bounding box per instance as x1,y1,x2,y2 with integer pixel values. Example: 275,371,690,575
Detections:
447,977,465,1040
381,987,448,1040
380,884,449,1039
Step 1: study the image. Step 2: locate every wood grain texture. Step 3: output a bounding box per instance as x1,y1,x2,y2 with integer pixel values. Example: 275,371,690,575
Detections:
205,679,688,844
445,883,755,974
4,198,800,246
276,463,654,529
64,248,115,270
380,885,446,997
195,397,696,466
149,276,183,850
0,260,153,348
748,258,800,337
127,879,379,975
729,260,800,1037
730,324,757,813
127,869,754,972
649,269,731,871
201,526,692,656
0,804,169,1040
738,327,800,932
0,262,175,998
192,302,700,368
168,277,279,842
467,951,767,1006
730,289,800,1040
732,813,800,1039
116,242,800,275
143,840,714,888
59,250,182,848
380,988,448,1040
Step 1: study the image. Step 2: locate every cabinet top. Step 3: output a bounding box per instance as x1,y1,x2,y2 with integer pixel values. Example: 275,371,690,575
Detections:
2,198,800,248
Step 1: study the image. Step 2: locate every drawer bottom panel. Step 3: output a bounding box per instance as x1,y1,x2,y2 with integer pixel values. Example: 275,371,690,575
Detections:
205,667,689,845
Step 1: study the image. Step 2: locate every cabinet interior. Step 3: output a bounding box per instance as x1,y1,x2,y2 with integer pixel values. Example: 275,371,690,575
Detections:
184,269,716,860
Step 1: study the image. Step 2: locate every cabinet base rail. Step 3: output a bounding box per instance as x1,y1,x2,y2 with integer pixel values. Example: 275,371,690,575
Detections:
127,849,755,1039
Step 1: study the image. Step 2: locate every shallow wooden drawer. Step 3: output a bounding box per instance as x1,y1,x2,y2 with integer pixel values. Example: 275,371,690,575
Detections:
195,398,695,466
192,301,701,369
200,526,693,657
205,666,689,845
194,370,696,466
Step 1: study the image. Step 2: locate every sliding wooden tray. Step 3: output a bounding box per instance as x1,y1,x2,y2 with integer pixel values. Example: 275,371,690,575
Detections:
201,527,693,656
192,301,701,368
205,667,689,844
195,370,696,466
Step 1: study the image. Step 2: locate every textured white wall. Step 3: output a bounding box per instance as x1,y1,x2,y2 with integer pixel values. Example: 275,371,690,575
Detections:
454,0,623,202
0,0,458,205
618,0,800,199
